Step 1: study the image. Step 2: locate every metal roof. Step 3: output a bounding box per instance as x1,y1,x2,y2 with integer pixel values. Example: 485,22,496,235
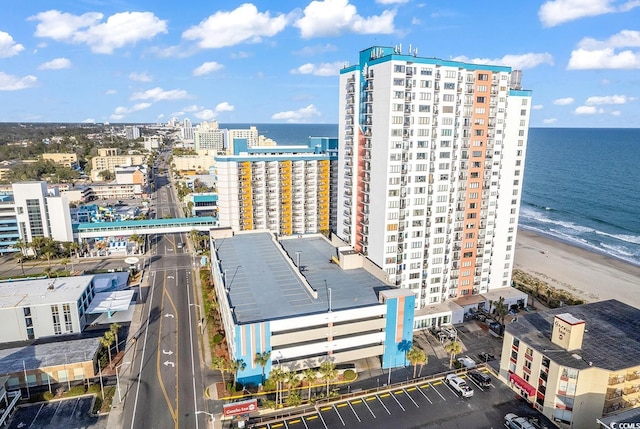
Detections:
0,276,94,309
215,233,390,324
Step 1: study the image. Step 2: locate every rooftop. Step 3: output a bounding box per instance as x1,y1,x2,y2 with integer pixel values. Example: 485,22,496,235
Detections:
506,300,640,371
215,232,390,324
0,276,94,309
0,332,103,373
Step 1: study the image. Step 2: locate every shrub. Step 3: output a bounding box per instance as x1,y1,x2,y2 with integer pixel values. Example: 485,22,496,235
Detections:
87,384,101,395
343,369,357,381
212,333,224,346
43,391,55,401
67,385,86,397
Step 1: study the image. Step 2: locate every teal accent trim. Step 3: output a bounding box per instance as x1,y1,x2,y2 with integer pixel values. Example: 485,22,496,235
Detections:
215,154,335,162
509,89,533,96
340,64,360,74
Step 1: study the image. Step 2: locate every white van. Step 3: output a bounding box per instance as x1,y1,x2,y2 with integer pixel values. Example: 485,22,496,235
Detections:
457,356,477,369
504,413,536,429
446,374,474,397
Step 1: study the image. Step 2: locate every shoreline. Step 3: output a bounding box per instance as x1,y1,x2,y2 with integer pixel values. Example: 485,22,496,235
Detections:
514,229,640,308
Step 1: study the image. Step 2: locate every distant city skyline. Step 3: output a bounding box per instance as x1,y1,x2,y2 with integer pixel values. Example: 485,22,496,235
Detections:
1,1,639,127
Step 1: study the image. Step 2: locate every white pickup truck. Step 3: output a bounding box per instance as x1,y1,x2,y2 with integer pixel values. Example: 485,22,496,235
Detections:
446,374,474,397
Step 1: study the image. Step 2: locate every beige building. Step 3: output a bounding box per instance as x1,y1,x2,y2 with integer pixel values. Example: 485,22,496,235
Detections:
500,300,640,429
91,148,146,181
172,150,215,173
42,153,78,168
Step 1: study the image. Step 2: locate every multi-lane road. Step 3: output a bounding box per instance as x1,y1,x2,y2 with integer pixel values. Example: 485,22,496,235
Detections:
120,157,213,429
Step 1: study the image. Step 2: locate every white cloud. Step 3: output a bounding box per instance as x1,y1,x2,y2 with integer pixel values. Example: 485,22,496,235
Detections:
567,31,640,69
611,110,622,116
295,0,395,38
131,87,190,102
193,102,235,120
215,101,234,112
110,114,125,120
376,0,407,3
182,4,287,49
129,72,152,82
0,31,24,58
0,72,37,91
291,61,344,76
105,89,117,95
585,95,632,105
411,17,422,25
532,104,544,110
193,61,223,76
38,57,72,70
293,43,337,56
574,105,604,114
183,104,201,112
272,104,321,122
114,103,152,115
543,118,558,124
452,53,554,69
553,97,575,105
30,10,167,54
231,51,252,59
538,0,640,27
82,118,96,123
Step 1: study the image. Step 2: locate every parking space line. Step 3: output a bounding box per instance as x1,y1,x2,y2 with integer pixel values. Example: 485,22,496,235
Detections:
365,397,376,402
429,382,447,400
351,399,362,404
306,415,318,421
375,395,392,415
316,410,329,429
332,404,346,426
415,383,433,404
320,406,332,411
70,398,80,419
28,403,45,428
272,423,285,428
289,418,301,424
347,401,362,422
362,397,376,418
389,390,406,411
336,403,348,408
402,388,420,408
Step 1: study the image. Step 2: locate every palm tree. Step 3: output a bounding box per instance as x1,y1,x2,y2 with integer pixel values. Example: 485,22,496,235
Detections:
444,340,463,370
269,367,286,407
228,359,246,390
100,330,115,366
110,323,122,353
493,296,509,334
44,267,52,279
69,241,80,258
319,360,337,398
43,250,55,269
13,252,25,276
60,258,70,272
407,346,428,378
284,370,300,395
14,238,27,257
188,229,200,250
301,368,316,400
211,356,228,386
254,351,271,385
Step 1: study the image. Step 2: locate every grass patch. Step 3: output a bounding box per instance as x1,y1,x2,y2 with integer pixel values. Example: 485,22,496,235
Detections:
92,386,116,414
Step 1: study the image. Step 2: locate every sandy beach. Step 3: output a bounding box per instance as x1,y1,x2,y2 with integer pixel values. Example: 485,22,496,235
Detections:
514,229,640,308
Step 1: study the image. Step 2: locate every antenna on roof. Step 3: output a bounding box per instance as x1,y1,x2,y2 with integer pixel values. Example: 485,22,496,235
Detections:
47,280,56,291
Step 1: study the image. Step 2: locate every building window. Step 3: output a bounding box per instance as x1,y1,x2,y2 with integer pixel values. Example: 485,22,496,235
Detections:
51,305,61,335
63,303,73,333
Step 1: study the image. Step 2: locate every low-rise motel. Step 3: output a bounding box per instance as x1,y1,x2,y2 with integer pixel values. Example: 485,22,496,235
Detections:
209,229,415,386
500,300,640,429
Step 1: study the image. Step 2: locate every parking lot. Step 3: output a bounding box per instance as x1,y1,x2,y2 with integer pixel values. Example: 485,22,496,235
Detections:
6,396,107,429
251,370,553,429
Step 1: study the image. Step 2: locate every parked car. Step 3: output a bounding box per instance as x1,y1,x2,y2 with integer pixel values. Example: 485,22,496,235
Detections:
477,352,496,362
504,413,536,429
446,374,474,398
468,370,492,387
457,356,477,369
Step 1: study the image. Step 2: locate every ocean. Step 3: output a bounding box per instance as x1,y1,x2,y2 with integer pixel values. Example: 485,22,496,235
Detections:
222,124,640,267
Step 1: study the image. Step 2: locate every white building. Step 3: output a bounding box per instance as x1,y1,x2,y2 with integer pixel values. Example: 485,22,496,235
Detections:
125,126,141,140
12,182,73,243
0,276,96,342
336,46,532,325
194,121,226,152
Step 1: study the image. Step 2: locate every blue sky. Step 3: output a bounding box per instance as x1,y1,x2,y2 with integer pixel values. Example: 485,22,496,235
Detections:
1,0,639,127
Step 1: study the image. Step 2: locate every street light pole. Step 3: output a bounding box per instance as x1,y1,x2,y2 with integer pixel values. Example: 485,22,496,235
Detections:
116,361,132,403
195,411,215,428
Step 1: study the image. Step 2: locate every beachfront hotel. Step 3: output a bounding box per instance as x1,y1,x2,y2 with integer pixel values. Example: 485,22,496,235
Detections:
215,137,338,236
500,300,640,429
336,46,532,325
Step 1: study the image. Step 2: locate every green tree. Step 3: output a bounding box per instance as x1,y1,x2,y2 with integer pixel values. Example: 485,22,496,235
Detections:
44,266,52,279
59,258,70,272
14,238,27,256
254,351,271,385
284,370,299,395
269,367,286,407
407,346,428,378
301,368,316,400
110,323,122,354
13,252,25,276
444,340,463,370
493,296,509,333
319,360,337,398
100,330,115,366
98,170,114,181
228,359,246,390
211,356,228,386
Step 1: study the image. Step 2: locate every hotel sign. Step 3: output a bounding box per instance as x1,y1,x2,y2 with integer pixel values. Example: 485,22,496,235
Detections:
223,399,258,417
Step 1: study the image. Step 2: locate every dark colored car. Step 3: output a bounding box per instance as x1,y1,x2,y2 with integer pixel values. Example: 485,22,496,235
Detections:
468,370,492,387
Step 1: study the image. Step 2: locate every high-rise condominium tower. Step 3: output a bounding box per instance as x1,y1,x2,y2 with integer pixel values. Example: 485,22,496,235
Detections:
337,46,532,311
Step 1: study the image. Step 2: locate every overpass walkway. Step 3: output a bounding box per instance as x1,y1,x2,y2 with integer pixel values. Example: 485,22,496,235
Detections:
73,216,218,239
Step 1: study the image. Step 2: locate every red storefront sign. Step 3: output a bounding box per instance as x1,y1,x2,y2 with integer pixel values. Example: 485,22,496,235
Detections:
509,372,536,396
223,399,258,417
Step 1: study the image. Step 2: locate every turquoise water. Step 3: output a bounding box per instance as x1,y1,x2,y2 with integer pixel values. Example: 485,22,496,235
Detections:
222,124,640,266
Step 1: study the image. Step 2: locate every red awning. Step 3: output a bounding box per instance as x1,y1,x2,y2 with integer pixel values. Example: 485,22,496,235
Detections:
509,372,536,396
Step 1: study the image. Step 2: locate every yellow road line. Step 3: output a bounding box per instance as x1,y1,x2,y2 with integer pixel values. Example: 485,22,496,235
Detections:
433,381,443,385
306,415,318,420
289,419,301,424
320,406,332,411
272,423,284,428
366,397,376,401
394,391,403,395
165,286,179,429
156,275,177,424
407,387,416,391
351,400,362,404
380,393,390,397
337,403,347,408
420,385,429,389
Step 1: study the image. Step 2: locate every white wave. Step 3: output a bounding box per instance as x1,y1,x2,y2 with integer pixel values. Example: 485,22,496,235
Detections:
600,243,635,257
595,230,640,245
